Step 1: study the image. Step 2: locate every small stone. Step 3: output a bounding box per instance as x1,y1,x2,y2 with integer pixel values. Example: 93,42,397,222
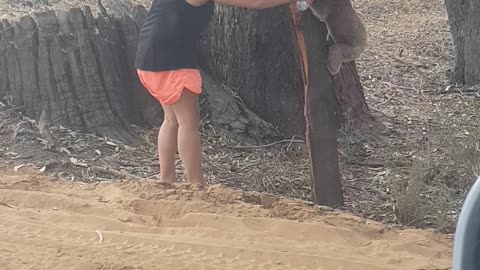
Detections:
260,193,280,209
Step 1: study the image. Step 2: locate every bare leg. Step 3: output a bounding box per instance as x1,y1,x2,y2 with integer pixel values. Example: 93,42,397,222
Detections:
171,89,205,187
158,104,178,183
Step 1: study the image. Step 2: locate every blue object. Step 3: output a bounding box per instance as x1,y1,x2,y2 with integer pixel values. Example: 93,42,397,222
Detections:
453,176,480,270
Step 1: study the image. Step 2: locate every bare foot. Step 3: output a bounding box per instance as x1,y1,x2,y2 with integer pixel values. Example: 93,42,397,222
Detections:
154,174,176,187
154,180,176,189
176,181,206,191
189,180,206,190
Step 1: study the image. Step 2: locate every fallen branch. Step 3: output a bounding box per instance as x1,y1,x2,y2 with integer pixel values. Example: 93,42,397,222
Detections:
227,138,305,150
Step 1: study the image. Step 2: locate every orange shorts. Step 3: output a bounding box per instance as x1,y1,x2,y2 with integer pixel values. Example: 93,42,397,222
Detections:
136,68,202,105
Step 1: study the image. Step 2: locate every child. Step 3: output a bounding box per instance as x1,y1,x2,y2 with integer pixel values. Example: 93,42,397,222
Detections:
136,0,299,187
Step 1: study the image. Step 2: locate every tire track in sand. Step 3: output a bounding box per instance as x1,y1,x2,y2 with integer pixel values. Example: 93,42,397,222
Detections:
0,171,452,270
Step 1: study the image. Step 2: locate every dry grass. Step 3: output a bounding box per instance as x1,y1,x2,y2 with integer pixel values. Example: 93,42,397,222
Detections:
391,96,479,232
351,0,480,232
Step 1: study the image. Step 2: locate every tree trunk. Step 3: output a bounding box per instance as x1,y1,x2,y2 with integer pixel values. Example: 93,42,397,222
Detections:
333,61,374,125
0,6,279,145
445,0,480,85
200,5,375,138
199,5,306,137
289,7,344,207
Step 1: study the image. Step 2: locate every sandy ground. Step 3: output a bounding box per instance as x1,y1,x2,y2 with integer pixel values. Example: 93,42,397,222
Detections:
1,0,477,232
0,166,452,270
0,0,469,268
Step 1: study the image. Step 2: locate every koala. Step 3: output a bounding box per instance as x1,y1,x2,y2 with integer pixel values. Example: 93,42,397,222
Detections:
308,0,367,75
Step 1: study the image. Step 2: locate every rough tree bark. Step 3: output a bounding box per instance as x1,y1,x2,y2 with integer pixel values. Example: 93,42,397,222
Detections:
1,8,142,142
0,6,280,144
199,5,305,137
445,0,480,85
333,61,374,126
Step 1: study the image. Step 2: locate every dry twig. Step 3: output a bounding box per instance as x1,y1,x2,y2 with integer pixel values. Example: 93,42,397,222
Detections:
227,138,304,150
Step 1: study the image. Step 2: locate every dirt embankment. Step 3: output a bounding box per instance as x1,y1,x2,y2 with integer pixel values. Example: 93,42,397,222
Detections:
0,0,462,268
0,166,452,270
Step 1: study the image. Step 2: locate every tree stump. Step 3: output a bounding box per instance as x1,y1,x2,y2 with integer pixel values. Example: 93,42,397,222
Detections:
445,0,480,85
0,6,280,144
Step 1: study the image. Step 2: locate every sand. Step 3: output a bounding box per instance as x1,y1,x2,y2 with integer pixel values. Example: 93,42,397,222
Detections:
0,166,452,270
